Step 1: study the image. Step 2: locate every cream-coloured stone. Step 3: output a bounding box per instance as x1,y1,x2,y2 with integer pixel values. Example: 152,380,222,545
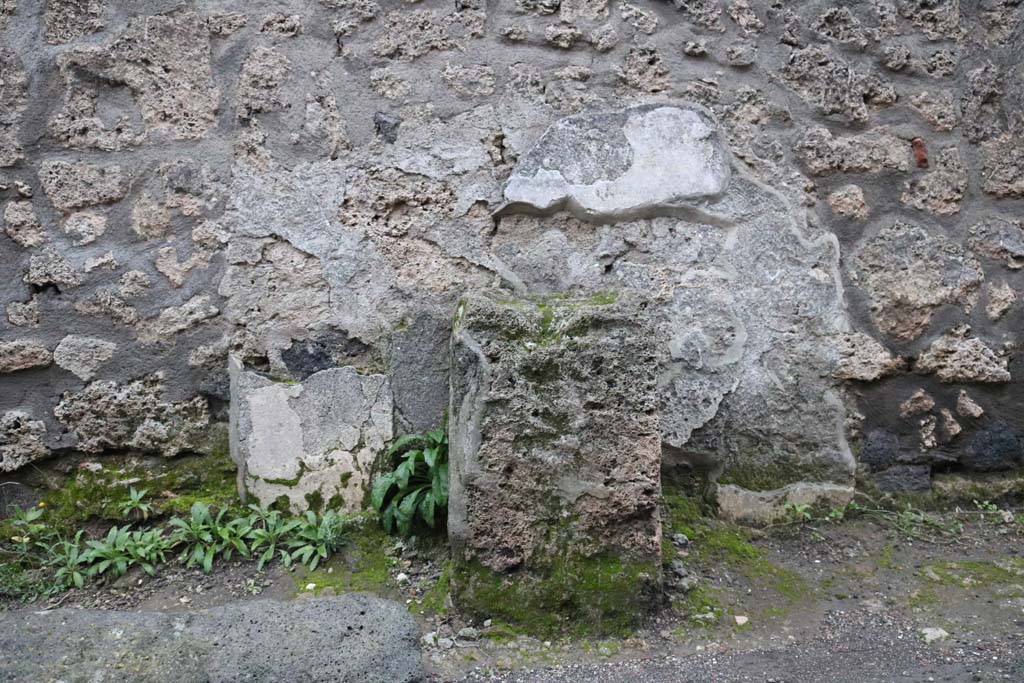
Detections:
0,410,49,472
54,373,210,457
910,90,961,131
229,356,393,513
916,327,1010,383
716,483,854,524
63,212,106,245
3,200,46,247
850,220,983,341
827,185,868,220
137,295,220,345
6,298,39,327
986,281,1016,320
941,408,961,439
0,340,51,373
833,332,904,381
132,193,172,239
796,127,909,175
900,389,935,417
919,415,938,451
900,147,967,215
53,335,117,381
956,390,984,418
39,160,126,212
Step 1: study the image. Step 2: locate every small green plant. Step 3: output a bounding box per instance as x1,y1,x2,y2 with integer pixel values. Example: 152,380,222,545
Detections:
974,499,1000,514
247,505,301,570
3,499,361,598
826,505,847,523
83,525,134,578
288,510,347,570
216,515,254,562
125,528,173,575
372,424,449,536
167,502,224,572
119,487,155,521
7,505,51,559
48,531,88,590
783,502,813,523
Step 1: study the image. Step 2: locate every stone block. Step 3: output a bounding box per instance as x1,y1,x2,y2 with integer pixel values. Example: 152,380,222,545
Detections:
228,355,393,513
448,290,663,635
0,595,423,683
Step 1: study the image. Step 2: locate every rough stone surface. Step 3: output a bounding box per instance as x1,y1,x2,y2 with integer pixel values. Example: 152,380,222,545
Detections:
986,281,1016,321
796,127,909,176
54,373,211,457
503,105,730,220
716,483,854,524
3,199,45,247
962,424,1024,472
957,390,985,419
827,185,868,220
873,465,932,493
0,1,1020,494
900,147,967,215
832,333,904,381
850,220,984,341
969,217,1024,270
0,595,424,683
39,160,127,212
981,133,1024,198
52,334,117,381
494,104,854,509
0,410,49,472
449,290,663,572
915,327,1011,384
0,340,51,373
229,356,393,513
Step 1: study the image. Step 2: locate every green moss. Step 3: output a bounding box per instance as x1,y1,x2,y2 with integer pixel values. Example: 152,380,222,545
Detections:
481,621,525,644
410,561,452,616
920,558,1024,588
304,491,324,513
670,584,723,627
931,472,1024,505
717,460,834,492
298,518,395,595
662,483,811,603
0,563,48,602
908,586,940,608
256,462,308,488
586,290,619,305
874,544,896,570
452,553,659,639
36,450,242,530
153,454,241,516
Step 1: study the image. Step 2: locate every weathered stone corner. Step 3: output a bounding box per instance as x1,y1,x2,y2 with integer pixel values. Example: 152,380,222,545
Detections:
447,289,664,634
228,355,393,513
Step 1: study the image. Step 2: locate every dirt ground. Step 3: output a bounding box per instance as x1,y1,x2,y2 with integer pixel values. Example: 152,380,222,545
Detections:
5,510,1024,682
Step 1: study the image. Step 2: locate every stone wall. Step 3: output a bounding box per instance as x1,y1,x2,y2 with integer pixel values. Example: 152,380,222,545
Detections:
2,0,1022,501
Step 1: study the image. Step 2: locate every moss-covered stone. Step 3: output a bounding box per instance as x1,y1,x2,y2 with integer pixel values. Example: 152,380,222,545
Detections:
451,553,660,639
920,558,1024,588
717,459,837,492
24,447,241,531
661,482,811,604
298,517,395,595
410,560,452,616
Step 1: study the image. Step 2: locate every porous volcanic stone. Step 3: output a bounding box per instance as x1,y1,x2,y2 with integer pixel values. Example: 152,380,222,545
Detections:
448,289,663,635
0,595,423,683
